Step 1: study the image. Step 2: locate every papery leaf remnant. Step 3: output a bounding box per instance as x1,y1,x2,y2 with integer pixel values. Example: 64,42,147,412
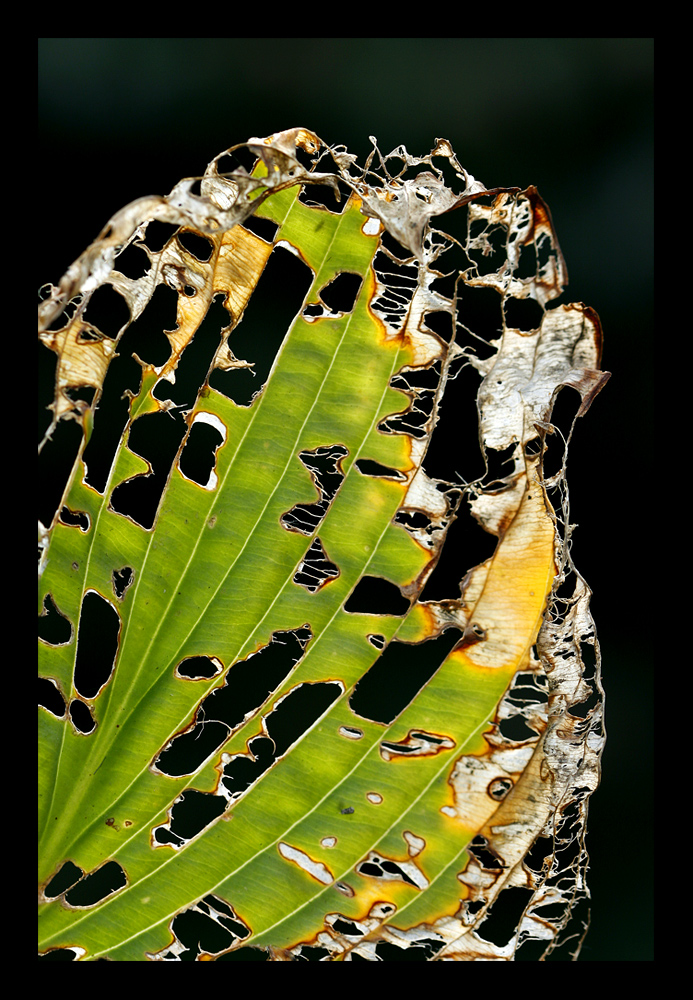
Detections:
39,128,608,961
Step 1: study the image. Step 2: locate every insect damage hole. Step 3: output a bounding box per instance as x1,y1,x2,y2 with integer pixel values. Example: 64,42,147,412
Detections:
318,272,363,314
349,627,462,725
178,412,227,490
208,244,313,406
155,626,313,777
112,566,134,600
38,593,73,646
281,445,348,535
64,861,127,908
151,895,251,961
293,537,339,592
69,698,96,735
39,677,66,718
74,590,121,700
219,681,343,801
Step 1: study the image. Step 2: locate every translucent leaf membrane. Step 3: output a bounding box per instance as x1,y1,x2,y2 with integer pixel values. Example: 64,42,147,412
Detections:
39,129,608,961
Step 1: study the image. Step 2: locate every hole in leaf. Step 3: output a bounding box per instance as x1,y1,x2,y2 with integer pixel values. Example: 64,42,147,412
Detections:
64,861,127,907
59,506,90,531
423,365,484,484
155,627,312,776
38,593,73,646
209,244,312,407
265,682,342,758
219,735,276,800
293,537,339,592
140,220,179,253
39,677,66,717
83,283,130,339
162,896,250,961
318,272,363,313
154,719,230,777
498,714,537,742
179,419,224,489
503,295,544,332
243,214,278,242
74,590,121,699
478,887,534,948
176,655,222,680
154,295,230,409
354,459,404,480
356,854,419,888
69,698,96,734
112,566,134,600
113,241,149,279
349,628,462,725
82,285,175,495
455,283,502,358
44,860,84,899
467,835,504,870
298,179,350,213
178,229,213,262
155,789,227,846
220,682,342,800
419,499,497,603
378,367,437,439
344,577,409,617
109,410,187,529
208,626,311,723
281,445,348,535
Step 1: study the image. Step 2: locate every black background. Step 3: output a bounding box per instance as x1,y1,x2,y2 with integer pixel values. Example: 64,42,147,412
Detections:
39,38,653,961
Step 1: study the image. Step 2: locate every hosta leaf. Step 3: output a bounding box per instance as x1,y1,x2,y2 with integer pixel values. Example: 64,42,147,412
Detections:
39,129,608,961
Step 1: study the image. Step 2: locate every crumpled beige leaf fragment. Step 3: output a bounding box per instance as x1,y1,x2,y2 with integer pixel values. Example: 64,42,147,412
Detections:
39,320,116,425
474,302,606,457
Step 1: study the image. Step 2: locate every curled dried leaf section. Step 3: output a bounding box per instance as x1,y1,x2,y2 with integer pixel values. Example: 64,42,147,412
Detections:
39,129,607,961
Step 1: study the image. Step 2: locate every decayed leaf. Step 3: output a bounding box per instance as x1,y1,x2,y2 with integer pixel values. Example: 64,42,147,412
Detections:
39,129,608,961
